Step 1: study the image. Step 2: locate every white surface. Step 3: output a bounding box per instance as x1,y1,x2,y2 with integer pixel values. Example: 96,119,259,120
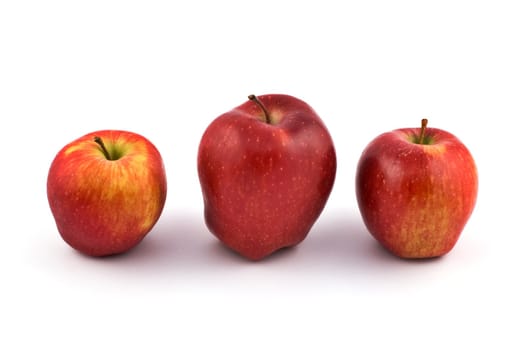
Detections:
1,1,524,349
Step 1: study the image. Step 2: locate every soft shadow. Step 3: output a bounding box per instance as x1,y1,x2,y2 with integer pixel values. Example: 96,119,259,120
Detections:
205,240,301,265
298,210,445,276
79,211,204,270
66,210,446,283
88,210,263,274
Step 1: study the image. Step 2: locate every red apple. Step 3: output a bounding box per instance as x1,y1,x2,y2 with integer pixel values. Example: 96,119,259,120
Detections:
47,130,167,257
197,94,337,260
356,119,478,258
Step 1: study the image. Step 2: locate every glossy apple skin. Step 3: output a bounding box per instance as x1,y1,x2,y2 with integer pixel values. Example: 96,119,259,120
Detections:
198,94,337,260
47,130,167,257
356,126,478,258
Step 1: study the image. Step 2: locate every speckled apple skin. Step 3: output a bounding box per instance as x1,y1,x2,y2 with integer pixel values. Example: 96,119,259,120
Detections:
198,94,337,260
356,126,478,258
47,130,167,257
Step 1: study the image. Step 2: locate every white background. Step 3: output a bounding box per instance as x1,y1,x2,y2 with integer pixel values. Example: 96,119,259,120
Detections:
1,1,525,349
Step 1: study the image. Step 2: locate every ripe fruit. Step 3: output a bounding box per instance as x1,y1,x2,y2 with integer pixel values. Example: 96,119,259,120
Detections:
47,130,167,256
198,94,337,260
356,119,478,258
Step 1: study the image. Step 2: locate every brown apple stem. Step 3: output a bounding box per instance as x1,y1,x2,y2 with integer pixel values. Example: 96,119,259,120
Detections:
418,118,428,144
94,136,112,160
248,94,271,124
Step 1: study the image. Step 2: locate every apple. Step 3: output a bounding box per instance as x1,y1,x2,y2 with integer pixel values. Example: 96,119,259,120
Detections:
197,94,337,260
47,130,167,257
356,119,478,258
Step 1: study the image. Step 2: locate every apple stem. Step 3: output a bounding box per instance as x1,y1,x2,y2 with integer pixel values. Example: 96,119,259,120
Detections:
418,118,428,144
94,136,112,160
248,94,271,124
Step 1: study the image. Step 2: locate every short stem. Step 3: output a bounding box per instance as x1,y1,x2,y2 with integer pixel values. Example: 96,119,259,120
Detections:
418,118,428,144
248,94,271,124
94,136,112,160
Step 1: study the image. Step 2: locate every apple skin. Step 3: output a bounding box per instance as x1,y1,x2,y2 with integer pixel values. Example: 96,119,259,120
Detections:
356,122,478,258
47,130,167,257
197,94,337,260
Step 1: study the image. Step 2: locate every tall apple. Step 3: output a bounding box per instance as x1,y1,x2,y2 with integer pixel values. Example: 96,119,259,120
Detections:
356,119,478,258
47,130,167,257
198,94,337,260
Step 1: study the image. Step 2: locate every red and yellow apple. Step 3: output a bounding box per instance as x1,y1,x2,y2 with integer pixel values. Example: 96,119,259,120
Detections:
47,130,167,257
356,119,478,258
197,94,337,260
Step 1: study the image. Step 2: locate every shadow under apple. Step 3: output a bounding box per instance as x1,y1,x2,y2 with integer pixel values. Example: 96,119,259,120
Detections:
293,210,446,282
64,209,446,287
